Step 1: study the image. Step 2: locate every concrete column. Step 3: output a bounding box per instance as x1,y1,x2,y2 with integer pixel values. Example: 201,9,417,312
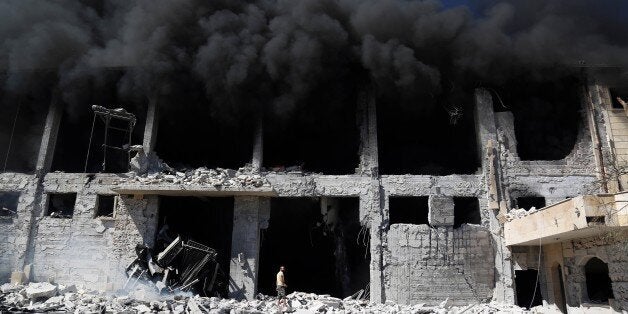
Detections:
474,88,497,169
229,196,268,300
365,179,384,303
475,89,515,303
357,90,379,176
142,96,159,154
35,95,62,175
251,113,263,171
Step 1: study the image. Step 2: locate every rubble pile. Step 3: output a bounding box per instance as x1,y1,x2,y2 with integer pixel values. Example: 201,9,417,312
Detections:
128,164,268,188
1,284,554,313
126,236,228,297
504,207,539,221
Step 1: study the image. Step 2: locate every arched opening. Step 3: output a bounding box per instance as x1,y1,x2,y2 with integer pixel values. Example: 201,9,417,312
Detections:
584,257,614,303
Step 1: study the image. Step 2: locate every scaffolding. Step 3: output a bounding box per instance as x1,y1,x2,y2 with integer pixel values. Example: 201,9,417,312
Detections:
84,105,136,173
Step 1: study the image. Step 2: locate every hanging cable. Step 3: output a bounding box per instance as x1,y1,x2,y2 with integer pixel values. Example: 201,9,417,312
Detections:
3,100,22,172
529,236,543,309
84,113,97,173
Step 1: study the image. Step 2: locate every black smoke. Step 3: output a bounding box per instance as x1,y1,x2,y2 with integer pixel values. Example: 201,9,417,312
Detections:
1,0,628,114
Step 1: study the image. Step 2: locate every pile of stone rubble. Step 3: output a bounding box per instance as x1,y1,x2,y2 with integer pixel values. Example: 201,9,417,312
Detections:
127,164,268,188
504,207,539,221
1,282,558,313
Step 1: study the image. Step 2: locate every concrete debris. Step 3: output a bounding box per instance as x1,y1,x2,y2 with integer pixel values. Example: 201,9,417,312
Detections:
125,236,227,297
0,286,558,313
24,282,57,299
127,163,268,188
504,207,538,221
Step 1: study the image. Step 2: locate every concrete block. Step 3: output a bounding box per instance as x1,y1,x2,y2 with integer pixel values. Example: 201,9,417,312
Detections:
428,195,454,227
10,271,26,285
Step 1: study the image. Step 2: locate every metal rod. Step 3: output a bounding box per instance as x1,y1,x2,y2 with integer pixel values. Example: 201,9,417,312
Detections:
84,114,97,173
102,115,110,172
3,99,22,172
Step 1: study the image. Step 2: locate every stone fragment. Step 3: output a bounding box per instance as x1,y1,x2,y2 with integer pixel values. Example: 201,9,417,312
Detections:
25,282,57,299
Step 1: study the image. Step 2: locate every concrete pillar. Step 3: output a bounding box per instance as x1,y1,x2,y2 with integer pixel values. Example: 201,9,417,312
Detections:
143,96,159,154
474,89,515,303
474,88,497,169
35,95,62,175
428,195,454,226
229,196,269,300
357,90,379,176
365,179,384,303
251,113,263,171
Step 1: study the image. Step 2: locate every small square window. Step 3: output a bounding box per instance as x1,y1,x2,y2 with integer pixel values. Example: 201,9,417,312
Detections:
389,196,429,225
453,197,481,228
96,195,116,218
0,192,20,221
47,193,77,218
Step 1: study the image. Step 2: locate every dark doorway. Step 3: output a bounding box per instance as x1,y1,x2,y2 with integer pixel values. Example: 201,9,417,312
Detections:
389,196,429,225
156,196,234,297
515,269,543,309
585,257,614,303
258,197,369,298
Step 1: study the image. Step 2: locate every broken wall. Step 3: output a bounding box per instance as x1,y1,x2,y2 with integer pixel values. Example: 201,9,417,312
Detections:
385,224,494,305
0,173,38,282
562,235,628,310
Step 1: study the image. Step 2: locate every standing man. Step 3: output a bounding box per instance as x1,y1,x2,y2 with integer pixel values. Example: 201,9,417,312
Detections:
276,266,287,308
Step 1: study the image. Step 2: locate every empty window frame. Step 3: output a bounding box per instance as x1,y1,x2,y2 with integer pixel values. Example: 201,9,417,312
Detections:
0,191,20,220
46,193,77,218
389,196,429,225
95,195,116,218
453,197,481,228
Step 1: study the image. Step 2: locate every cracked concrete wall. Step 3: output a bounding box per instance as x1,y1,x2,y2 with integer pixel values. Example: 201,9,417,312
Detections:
0,84,622,309
384,224,494,306
0,173,38,281
562,235,628,310
229,196,270,300
29,173,156,290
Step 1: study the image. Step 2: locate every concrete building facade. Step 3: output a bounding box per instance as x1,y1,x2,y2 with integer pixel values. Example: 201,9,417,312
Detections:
0,81,627,312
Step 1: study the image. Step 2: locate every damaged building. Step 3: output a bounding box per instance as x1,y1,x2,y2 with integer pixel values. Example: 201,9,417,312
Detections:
1,69,627,313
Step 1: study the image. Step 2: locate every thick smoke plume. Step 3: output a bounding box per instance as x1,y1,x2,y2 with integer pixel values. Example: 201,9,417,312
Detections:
1,0,628,113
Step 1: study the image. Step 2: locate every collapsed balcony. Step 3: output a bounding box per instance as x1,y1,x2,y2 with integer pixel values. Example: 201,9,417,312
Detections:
504,193,628,246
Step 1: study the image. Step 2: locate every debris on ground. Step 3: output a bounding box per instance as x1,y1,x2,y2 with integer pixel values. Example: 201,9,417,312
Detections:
125,235,228,298
1,285,560,313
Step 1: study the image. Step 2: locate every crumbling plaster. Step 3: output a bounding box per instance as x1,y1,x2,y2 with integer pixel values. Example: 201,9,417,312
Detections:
0,86,620,309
